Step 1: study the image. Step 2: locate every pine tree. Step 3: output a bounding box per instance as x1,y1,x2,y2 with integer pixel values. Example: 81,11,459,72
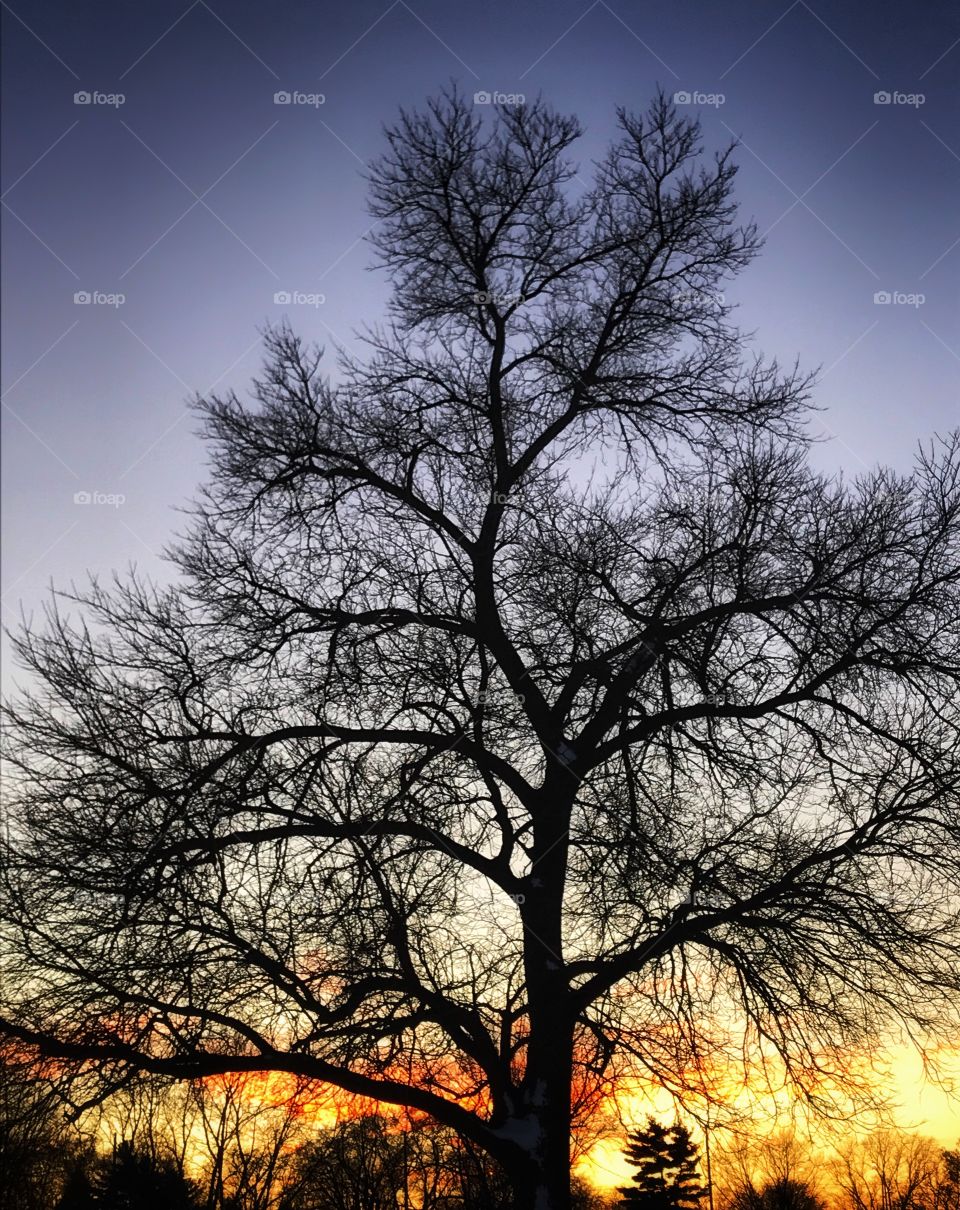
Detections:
90,1141,200,1210
56,1163,96,1210
618,1118,707,1209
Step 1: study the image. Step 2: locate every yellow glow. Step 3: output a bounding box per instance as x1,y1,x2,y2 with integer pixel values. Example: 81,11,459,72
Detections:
578,1045,960,1192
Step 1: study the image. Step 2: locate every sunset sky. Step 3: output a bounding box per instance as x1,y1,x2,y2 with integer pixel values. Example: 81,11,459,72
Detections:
3,0,959,1170
582,1044,960,1189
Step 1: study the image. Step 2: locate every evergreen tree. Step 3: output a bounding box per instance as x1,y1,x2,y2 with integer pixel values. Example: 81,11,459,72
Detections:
618,1118,707,1209
937,1148,960,1210
56,1162,97,1210
90,1140,199,1210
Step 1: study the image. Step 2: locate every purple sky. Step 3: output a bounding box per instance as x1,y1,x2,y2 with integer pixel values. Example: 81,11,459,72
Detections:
2,0,958,688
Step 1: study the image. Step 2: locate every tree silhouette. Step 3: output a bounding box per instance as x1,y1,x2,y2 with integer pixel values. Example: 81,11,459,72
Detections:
937,1148,960,1210
727,1178,826,1210
279,1116,406,1210
833,1131,945,1210
618,1118,706,1209
56,1164,97,1210
715,1125,826,1210
0,1049,90,1210
88,1140,200,1209
3,89,960,1210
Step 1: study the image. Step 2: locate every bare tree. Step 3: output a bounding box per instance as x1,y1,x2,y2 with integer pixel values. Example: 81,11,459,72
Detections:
727,1179,826,1210
833,1131,944,1210
716,1129,823,1196
194,1074,307,1210
934,1146,960,1210
0,1047,92,1210
279,1115,406,1210
403,1119,514,1209
716,1129,826,1210
91,1074,195,1177
3,90,960,1209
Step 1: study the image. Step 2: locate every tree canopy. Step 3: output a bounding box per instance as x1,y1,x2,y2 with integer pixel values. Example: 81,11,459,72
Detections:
3,89,960,1209
618,1118,706,1209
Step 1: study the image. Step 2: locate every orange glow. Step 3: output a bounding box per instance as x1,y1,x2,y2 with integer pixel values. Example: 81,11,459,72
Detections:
578,1042,960,1192
179,1036,959,1197
6,1029,958,1195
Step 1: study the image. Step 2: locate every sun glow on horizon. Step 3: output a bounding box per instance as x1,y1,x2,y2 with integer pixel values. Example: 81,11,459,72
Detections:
120,1043,960,1194
578,1043,960,1191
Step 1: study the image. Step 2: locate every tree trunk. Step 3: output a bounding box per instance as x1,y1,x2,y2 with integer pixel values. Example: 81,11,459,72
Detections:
506,1112,573,1210
509,779,577,1209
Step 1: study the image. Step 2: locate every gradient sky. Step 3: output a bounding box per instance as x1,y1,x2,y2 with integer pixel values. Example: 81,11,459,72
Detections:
2,0,959,1151
3,0,958,656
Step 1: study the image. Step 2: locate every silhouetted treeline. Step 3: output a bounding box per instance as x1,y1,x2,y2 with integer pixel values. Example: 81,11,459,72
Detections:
4,1054,959,1210
0,1056,612,1208
714,1127,960,1210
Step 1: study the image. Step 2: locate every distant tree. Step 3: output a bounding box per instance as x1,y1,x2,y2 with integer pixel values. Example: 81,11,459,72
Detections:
93,1076,196,1181
618,1118,706,1209
572,1174,617,1209
727,1178,825,1210
184,1073,306,1210
56,1162,97,1210
4,88,960,1210
936,1148,960,1210
279,1115,405,1210
833,1131,942,1210
420,1126,514,1209
0,1050,87,1210
89,1140,200,1210
407,1121,611,1209
716,1128,826,1210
